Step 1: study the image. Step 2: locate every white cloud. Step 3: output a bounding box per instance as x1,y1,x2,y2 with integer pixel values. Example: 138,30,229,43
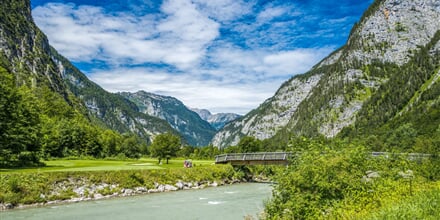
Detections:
88,67,279,114
192,0,254,22
32,1,335,114
257,7,286,22
209,46,333,79
32,0,219,69
258,48,334,76
88,46,331,114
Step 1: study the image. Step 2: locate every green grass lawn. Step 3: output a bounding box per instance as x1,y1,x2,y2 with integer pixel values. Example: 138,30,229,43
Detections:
0,158,215,173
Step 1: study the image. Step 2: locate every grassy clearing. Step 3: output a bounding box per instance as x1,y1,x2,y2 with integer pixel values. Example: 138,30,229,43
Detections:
0,158,215,173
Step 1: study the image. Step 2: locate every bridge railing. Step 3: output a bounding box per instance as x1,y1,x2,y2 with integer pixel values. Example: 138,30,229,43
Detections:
370,152,432,160
215,152,293,164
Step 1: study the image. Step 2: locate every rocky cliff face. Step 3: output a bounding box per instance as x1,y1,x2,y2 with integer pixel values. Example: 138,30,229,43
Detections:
120,91,216,146
191,108,241,130
0,0,69,98
212,0,440,148
211,75,321,147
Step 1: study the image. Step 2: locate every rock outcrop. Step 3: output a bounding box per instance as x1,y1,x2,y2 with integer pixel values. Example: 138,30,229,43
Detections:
120,91,217,146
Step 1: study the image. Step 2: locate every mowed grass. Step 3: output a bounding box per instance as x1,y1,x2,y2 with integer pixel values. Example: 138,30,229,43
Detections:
0,158,215,173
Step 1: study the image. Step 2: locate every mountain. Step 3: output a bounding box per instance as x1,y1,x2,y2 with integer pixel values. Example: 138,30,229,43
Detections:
51,50,178,142
212,0,440,149
191,108,241,130
0,0,70,100
120,91,216,146
0,0,178,144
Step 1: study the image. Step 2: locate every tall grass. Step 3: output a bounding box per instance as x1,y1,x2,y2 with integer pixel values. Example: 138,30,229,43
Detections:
365,187,440,220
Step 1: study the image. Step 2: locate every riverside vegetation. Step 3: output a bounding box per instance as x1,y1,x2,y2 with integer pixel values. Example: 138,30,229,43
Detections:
0,162,277,210
264,137,439,220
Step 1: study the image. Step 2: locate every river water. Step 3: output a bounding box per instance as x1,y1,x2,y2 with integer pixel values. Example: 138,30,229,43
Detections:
1,183,272,220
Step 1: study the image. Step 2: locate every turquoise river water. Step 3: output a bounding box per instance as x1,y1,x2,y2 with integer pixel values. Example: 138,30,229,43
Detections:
1,183,272,220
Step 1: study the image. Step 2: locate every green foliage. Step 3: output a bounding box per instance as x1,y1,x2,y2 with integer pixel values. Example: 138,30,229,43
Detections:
217,136,263,153
0,65,151,167
120,134,147,159
150,133,181,164
364,187,440,220
265,140,368,219
180,145,221,159
0,67,41,167
264,138,440,219
236,136,262,153
395,22,407,32
340,31,440,152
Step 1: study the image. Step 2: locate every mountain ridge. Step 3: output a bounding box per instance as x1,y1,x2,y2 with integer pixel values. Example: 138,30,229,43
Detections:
119,91,216,146
212,0,440,149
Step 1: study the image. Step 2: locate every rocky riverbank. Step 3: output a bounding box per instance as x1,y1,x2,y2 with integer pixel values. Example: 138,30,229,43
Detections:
0,174,271,211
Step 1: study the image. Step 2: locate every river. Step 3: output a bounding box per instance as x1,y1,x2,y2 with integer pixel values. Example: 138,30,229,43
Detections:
1,183,272,220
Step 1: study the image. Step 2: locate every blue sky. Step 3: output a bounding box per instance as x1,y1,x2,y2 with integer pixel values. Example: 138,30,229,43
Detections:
31,0,373,114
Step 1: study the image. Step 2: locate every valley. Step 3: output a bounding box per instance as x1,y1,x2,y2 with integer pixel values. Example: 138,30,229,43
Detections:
0,0,439,219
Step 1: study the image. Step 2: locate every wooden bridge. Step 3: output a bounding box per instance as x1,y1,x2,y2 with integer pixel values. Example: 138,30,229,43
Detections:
215,152,293,165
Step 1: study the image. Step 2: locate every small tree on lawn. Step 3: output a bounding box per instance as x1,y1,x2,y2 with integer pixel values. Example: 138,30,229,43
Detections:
150,133,181,164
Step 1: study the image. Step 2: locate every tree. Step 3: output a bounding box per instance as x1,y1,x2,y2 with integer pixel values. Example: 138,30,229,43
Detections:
237,136,261,153
0,67,41,167
265,139,369,219
150,133,181,164
98,130,122,157
177,145,195,158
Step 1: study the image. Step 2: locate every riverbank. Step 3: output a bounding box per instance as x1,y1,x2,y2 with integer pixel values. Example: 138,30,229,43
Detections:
0,165,271,211
1,183,273,220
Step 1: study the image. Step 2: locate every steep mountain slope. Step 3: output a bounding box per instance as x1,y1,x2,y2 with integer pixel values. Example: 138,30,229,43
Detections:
51,51,178,142
0,0,178,144
191,108,241,130
0,0,70,99
212,0,440,148
120,91,216,146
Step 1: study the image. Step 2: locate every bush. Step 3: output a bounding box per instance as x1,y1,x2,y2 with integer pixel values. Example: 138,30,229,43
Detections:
264,138,440,219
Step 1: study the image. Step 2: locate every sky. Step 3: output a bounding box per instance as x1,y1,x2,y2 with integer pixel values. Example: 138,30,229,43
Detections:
31,0,373,114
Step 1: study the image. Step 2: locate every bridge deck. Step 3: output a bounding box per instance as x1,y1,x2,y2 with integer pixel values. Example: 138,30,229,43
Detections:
215,152,293,165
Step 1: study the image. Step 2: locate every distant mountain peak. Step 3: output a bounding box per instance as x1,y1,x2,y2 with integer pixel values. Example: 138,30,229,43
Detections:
191,108,241,130
120,92,216,146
